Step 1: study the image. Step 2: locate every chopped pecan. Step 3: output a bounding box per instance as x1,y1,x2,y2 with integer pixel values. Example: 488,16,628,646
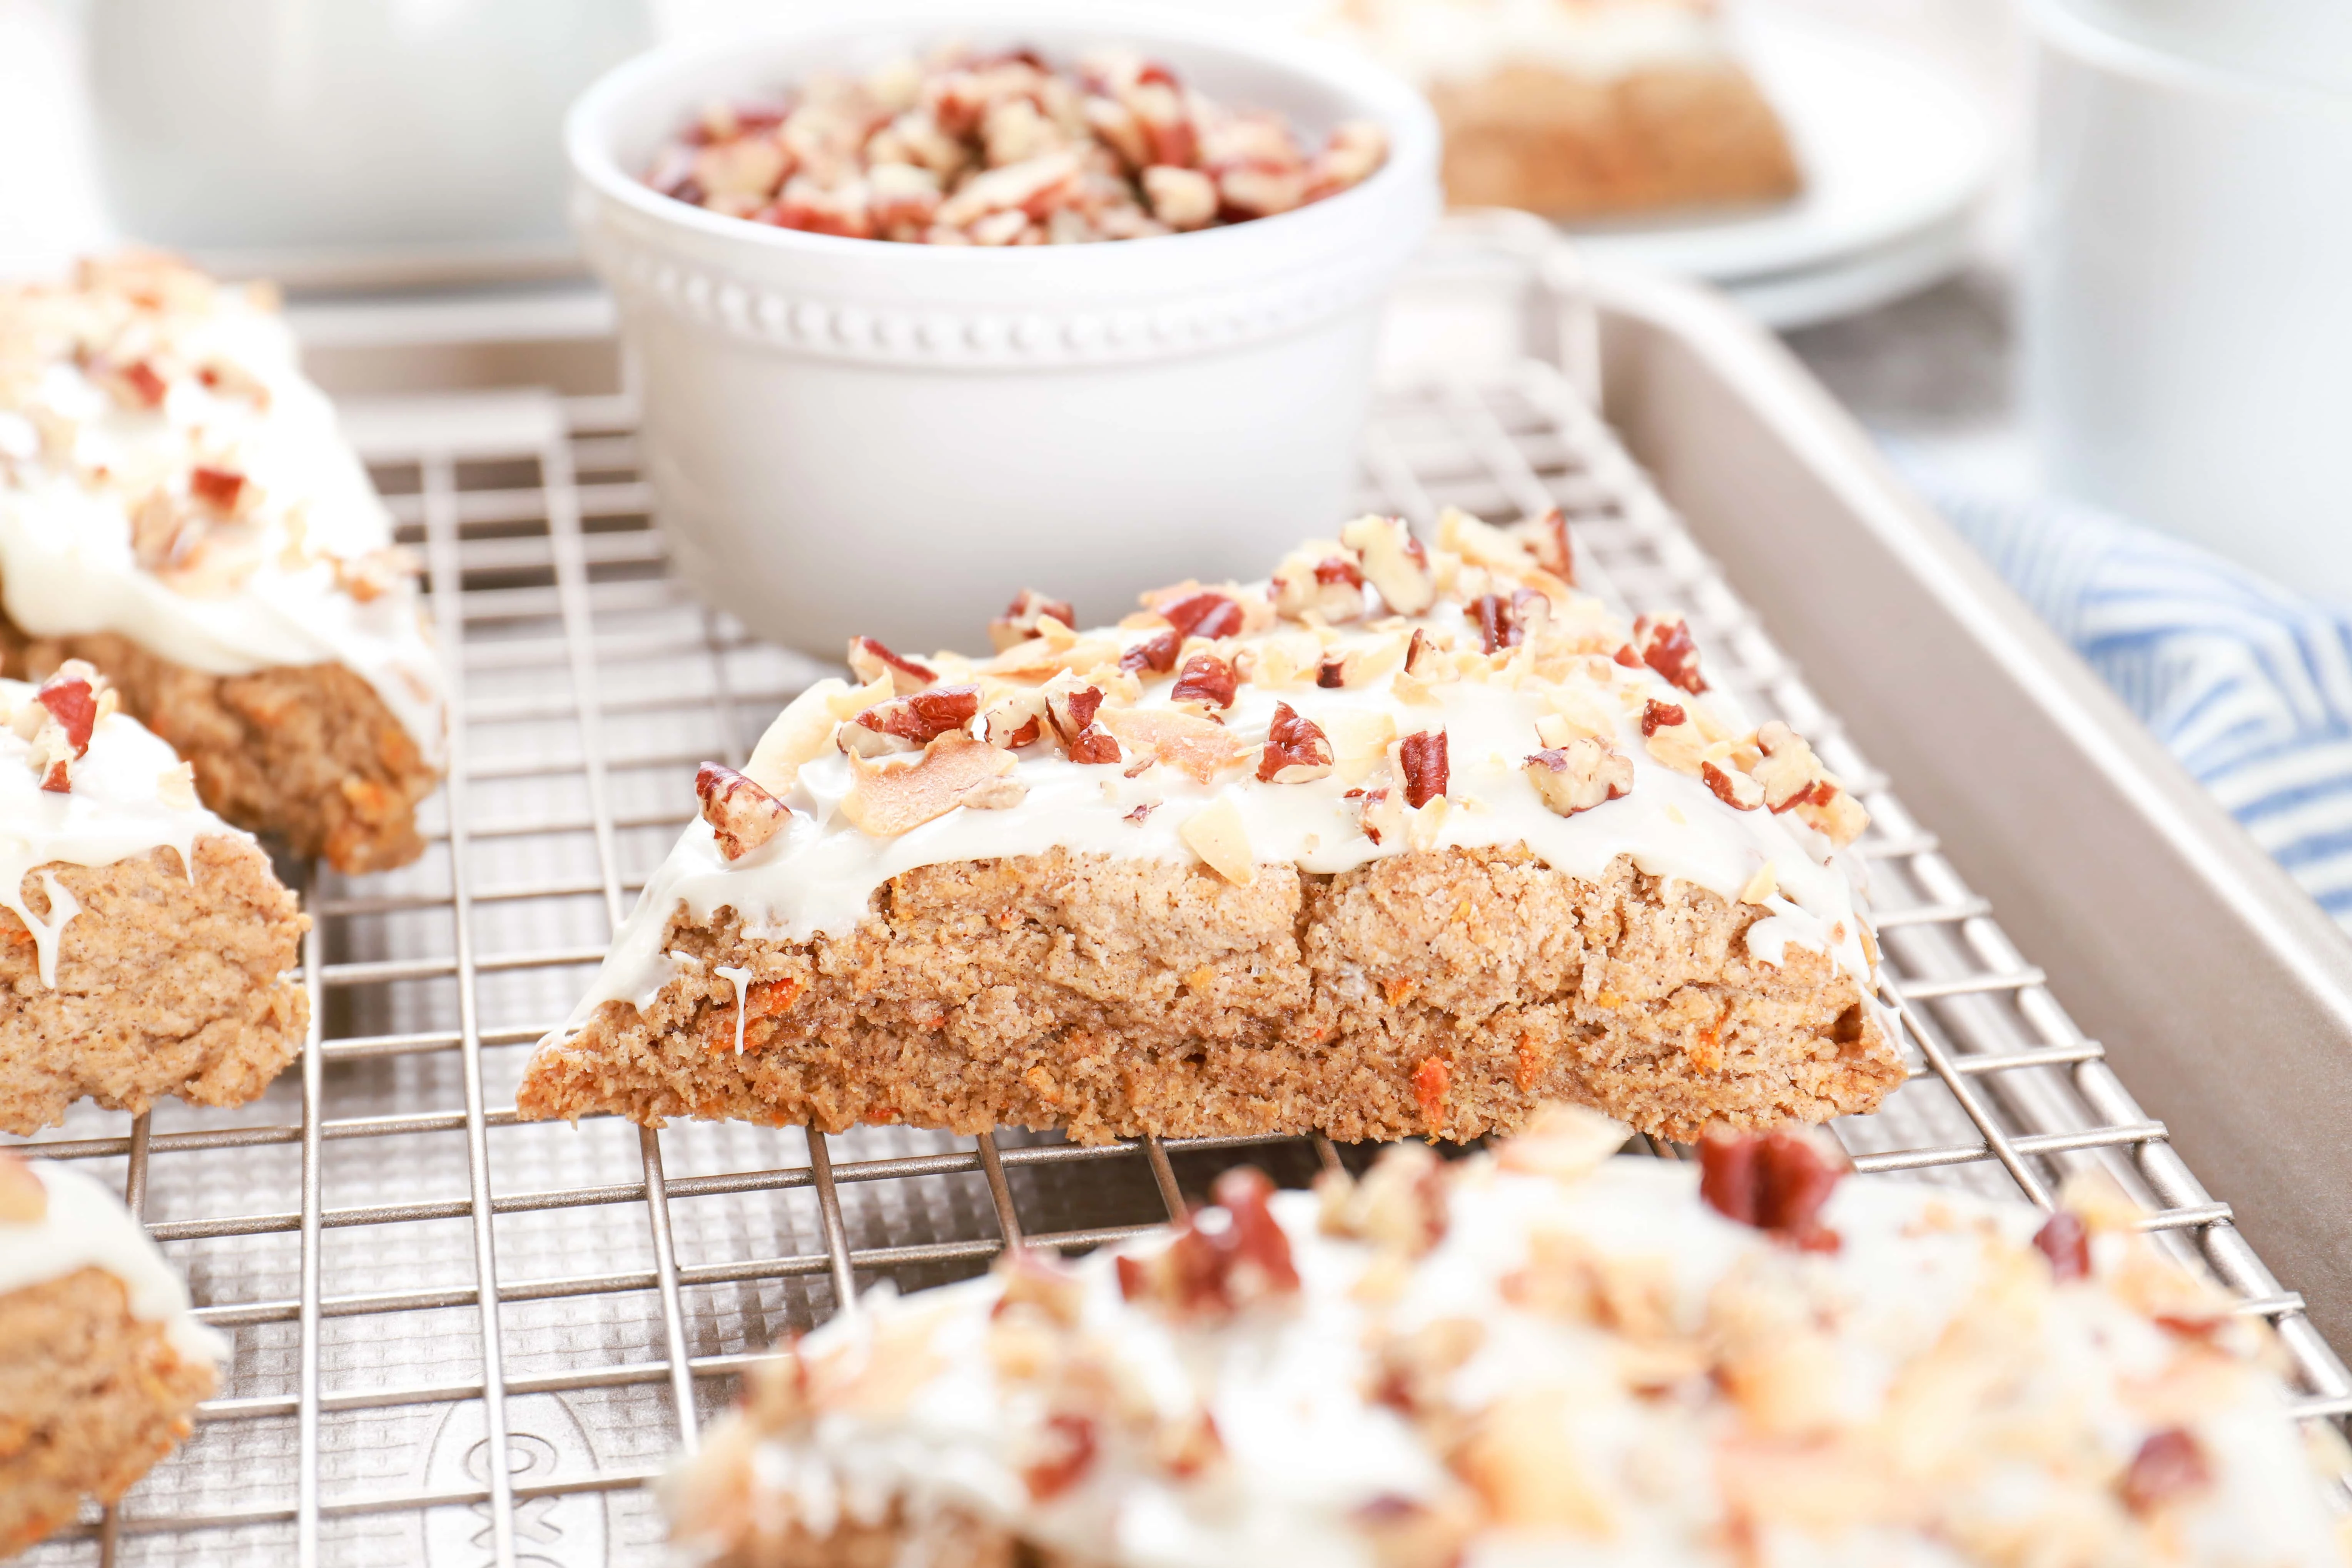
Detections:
994,1248,1085,1327
1640,700,1684,738
2121,1429,2211,1515
1698,1129,1848,1250
1143,164,1217,229
846,635,937,694
1701,760,1763,811
1116,1166,1299,1319
1358,786,1401,846
1120,628,1181,675
95,357,169,410
1470,589,1552,655
1398,730,1448,808
695,761,793,859
332,546,419,604
1519,505,1576,584
1524,739,1632,816
189,465,248,514
840,683,982,755
1403,628,1443,676
35,664,102,758
1169,652,1239,712
130,488,200,572
1270,547,1366,623
1340,515,1434,616
989,588,1077,652
1022,1412,1099,1501
1751,721,1868,848
2033,1212,2092,1282
1632,613,1706,694
1257,702,1334,783
1044,685,1123,764
1157,590,1243,641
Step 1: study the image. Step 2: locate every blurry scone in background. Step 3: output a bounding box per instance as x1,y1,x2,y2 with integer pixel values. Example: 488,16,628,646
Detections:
1328,0,1802,218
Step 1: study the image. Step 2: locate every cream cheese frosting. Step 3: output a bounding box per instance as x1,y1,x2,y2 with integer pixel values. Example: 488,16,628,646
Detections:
2,1157,228,1366
0,673,233,986
0,254,447,766
1320,0,1728,89
667,1110,2350,1567
562,510,1877,1033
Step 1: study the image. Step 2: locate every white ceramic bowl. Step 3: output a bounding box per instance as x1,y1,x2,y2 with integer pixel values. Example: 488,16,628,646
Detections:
567,2,1440,657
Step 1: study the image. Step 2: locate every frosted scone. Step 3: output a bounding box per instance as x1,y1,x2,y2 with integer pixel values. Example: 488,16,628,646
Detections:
1328,0,1802,219
666,1108,2352,1567
521,509,1900,1144
0,253,448,872
1,1152,225,1556
0,665,307,1136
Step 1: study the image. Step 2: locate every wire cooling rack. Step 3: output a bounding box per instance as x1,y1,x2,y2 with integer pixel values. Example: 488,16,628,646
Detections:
12,306,2352,1568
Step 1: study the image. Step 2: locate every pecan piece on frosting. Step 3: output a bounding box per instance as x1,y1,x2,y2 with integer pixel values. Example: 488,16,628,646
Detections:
1701,760,1763,812
838,683,982,756
1398,730,1448,808
1631,613,1706,695
696,761,793,860
1119,627,1181,675
1155,589,1244,641
1698,1128,1848,1251
1517,504,1576,584
18,660,111,793
1523,738,1631,817
1257,702,1333,783
1044,685,1123,765
1169,652,1239,713
1116,1166,1298,1319
1270,544,1367,623
840,733,1025,836
846,635,937,694
1750,721,1868,849
989,588,1076,652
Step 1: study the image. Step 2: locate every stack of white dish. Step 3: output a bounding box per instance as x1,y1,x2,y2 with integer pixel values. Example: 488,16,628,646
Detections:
1567,5,1996,330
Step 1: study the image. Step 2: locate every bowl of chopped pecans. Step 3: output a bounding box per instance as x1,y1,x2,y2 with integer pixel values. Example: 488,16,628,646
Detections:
566,0,1440,656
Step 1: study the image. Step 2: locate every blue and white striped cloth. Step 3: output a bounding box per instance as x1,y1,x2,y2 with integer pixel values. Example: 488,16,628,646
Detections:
1903,470,2352,933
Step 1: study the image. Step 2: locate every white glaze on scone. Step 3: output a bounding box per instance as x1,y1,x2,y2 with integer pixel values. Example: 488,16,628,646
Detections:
0,255,447,765
1322,0,1728,88
0,1157,227,1366
568,511,1876,1032
0,675,234,986
667,1112,2352,1568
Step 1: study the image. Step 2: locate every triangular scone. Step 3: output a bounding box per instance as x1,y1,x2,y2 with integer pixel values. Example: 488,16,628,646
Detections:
664,1112,2350,1566
0,253,446,873
0,1151,226,1555
521,511,1900,1144
0,664,307,1135
1323,0,1803,218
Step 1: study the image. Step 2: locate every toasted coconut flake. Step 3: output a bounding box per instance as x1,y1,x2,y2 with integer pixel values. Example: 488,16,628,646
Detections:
840,735,1026,836
1179,797,1255,885
1096,706,1247,784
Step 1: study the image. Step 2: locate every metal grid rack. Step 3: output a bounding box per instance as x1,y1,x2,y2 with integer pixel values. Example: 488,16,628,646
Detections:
13,336,2352,1568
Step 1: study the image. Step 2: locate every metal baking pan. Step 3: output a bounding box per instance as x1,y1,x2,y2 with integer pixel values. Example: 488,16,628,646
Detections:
1584,263,2352,1346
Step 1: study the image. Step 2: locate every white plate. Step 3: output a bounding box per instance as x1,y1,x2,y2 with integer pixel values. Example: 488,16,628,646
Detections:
1568,8,1995,285
1719,206,1977,329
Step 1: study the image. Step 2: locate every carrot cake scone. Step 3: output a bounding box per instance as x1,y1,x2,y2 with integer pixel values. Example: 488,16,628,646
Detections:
0,665,307,1136
1327,0,1802,219
667,1109,2352,1566
521,511,1900,1144
0,252,448,872
1,1152,224,1556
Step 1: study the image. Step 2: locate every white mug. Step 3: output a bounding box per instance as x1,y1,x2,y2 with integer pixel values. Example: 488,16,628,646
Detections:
2024,0,2352,598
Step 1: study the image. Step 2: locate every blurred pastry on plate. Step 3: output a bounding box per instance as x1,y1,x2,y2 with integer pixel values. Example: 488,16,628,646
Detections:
0,253,448,873
0,1151,225,1555
1326,0,1802,218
